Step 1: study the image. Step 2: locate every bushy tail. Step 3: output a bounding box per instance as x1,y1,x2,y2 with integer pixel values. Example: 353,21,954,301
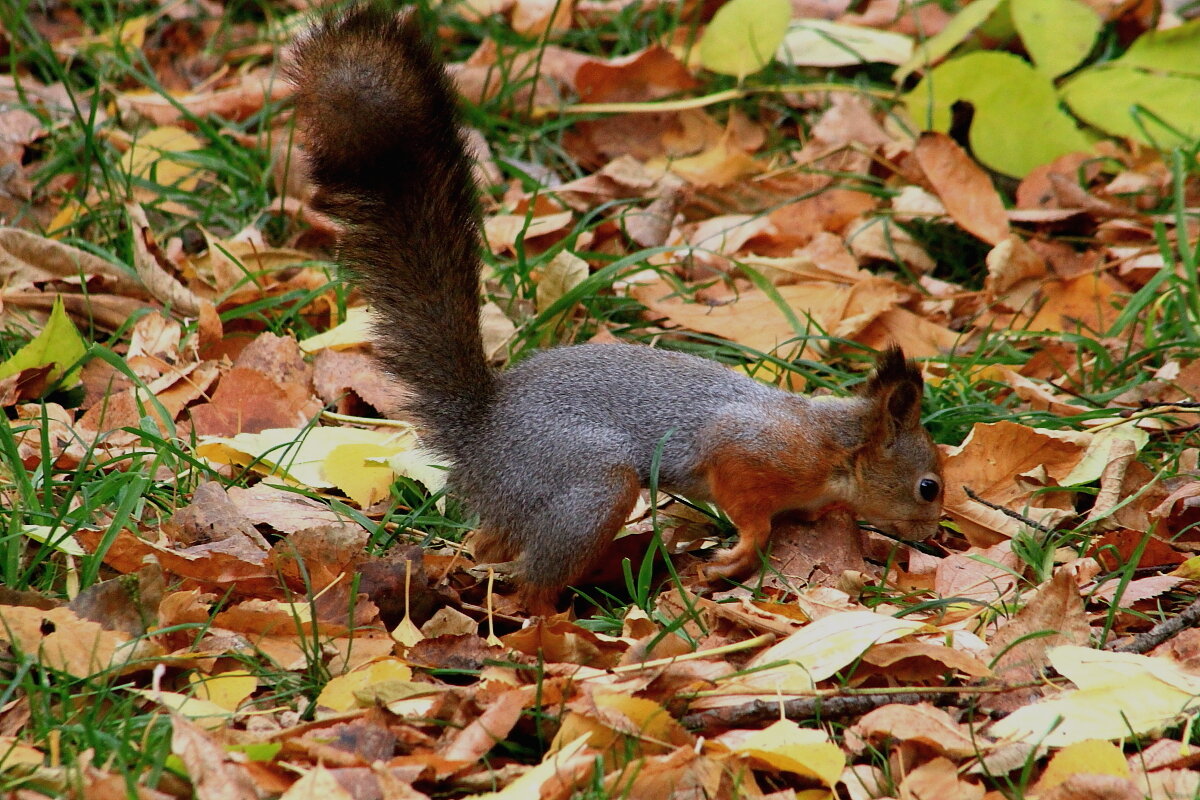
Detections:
287,5,493,455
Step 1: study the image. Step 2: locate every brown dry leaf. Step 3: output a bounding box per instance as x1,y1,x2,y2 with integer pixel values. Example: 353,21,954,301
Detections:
632,275,906,358
503,618,624,667
844,216,936,273
75,519,272,588
1,288,151,332
1002,370,1093,417
170,714,258,800
574,46,699,103
763,510,867,590
941,421,1089,545
602,746,728,800
855,306,961,358
225,484,349,534
0,604,160,677
441,687,532,762
116,69,290,126
312,349,401,416
848,703,981,759
0,228,143,294
900,756,985,800
1088,529,1185,572
189,366,321,437
915,132,1009,245
1091,574,1184,605
985,235,1048,314
127,203,203,316
512,0,574,35
768,187,879,247
280,766,357,800
861,640,992,681
483,211,574,254
983,566,1090,712
1025,273,1123,335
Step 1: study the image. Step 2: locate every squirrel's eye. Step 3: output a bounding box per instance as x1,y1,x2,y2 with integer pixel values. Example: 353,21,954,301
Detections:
918,477,941,502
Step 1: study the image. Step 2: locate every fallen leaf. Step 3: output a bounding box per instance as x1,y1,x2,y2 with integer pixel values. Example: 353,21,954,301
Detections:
777,19,913,67
916,132,1010,245
699,0,792,79
989,646,1200,746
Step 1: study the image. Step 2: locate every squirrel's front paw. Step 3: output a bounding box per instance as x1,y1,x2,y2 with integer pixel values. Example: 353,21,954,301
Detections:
700,547,755,583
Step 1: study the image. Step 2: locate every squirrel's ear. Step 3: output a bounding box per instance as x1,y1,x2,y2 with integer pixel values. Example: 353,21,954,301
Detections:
861,346,924,444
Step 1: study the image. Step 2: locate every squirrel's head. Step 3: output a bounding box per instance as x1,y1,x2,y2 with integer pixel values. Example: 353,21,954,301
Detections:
847,346,943,541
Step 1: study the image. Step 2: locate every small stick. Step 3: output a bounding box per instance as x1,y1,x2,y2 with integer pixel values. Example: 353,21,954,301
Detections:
963,486,1056,535
680,690,961,730
1107,595,1200,654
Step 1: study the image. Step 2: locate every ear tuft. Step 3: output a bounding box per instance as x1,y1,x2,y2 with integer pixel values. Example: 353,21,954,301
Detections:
861,345,925,435
865,346,923,397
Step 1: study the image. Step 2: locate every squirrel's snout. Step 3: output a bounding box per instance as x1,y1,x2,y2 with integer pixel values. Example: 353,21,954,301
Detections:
874,517,941,542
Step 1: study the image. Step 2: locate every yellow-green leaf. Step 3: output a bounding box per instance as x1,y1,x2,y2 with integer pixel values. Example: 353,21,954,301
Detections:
905,51,1092,177
1011,0,1100,77
20,525,86,557
0,295,87,387
1061,65,1200,148
1118,17,1200,76
894,0,1007,83
699,0,792,79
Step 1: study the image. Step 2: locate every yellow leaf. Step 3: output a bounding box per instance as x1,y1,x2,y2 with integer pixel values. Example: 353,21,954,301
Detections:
197,426,428,489
699,0,791,79
462,735,592,800
47,197,88,238
188,670,257,712
133,689,231,730
317,658,413,712
324,443,400,507
989,646,1200,746
120,125,203,191
298,306,373,353
1170,556,1200,580
1036,740,1129,791
390,616,424,649
731,720,845,786
536,250,588,335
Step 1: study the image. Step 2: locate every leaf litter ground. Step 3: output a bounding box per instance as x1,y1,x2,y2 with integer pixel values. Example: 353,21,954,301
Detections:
3,1,1200,799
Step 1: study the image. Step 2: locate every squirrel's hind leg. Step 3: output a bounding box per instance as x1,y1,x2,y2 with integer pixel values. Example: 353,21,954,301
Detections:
515,464,642,615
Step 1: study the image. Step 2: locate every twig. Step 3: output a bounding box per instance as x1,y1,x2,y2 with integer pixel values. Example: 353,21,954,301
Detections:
680,690,962,730
1132,400,1200,411
1106,595,1200,654
962,486,1056,535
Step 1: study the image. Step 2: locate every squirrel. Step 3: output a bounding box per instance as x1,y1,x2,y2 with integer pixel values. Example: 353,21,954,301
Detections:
287,6,944,614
